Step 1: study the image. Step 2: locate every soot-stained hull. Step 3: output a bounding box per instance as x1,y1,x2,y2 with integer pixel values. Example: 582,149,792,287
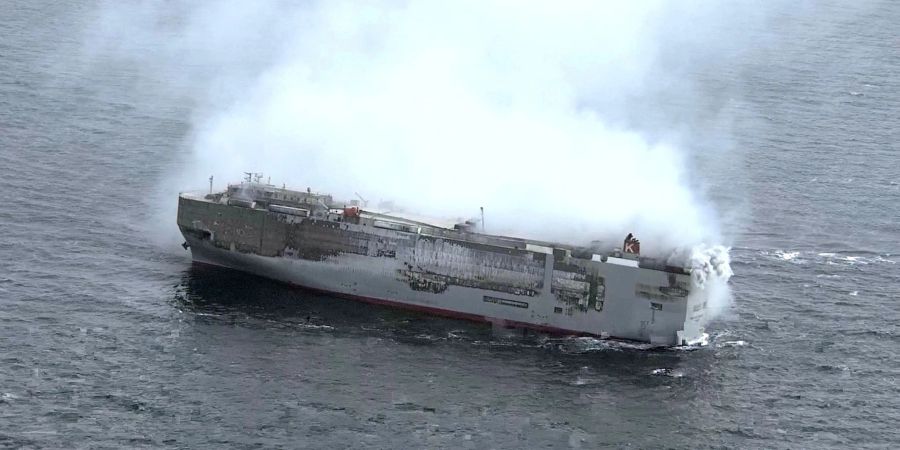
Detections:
177,183,709,346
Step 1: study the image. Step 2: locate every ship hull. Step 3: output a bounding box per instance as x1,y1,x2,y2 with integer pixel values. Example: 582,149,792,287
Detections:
186,234,605,337
177,191,707,346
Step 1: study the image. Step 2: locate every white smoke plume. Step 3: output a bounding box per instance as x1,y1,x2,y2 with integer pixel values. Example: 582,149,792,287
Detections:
84,0,777,314
688,244,734,317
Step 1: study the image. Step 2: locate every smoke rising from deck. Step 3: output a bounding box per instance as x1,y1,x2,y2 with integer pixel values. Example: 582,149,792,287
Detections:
84,0,784,313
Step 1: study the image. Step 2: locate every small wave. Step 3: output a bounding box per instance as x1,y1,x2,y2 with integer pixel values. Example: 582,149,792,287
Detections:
712,329,737,339
650,368,684,378
838,329,897,340
828,255,870,266
833,301,862,307
416,333,445,341
848,291,858,296
777,251,800,261
474,339,543,350
298,323,335,331
759,249,806,265
816,364,850,374
542,336,655,353
762,249,894,267
570,377,591,386
717,340,748,348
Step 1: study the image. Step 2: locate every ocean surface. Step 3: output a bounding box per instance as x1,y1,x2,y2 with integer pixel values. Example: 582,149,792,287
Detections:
2,1,899,448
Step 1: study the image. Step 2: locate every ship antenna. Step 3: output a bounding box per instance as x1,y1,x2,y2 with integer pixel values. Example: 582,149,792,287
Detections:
209,175,214,195
243,172,252,183
355,192,369,207
480,206,485,232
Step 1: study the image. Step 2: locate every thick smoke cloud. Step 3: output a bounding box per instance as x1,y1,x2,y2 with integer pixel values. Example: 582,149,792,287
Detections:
86,1,778,253
195,2,714,250
83,0,791,313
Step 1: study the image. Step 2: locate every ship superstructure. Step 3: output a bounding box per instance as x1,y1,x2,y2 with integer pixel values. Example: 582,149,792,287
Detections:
177,175,709,346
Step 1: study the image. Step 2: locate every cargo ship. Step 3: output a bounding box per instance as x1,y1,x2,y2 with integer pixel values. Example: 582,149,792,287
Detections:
177,174,710,346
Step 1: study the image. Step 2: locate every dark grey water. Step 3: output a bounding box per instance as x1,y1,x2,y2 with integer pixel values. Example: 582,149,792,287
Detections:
2,1,899,448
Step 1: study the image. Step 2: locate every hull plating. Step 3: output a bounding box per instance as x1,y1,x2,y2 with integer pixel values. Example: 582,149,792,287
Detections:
178,192,706,345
